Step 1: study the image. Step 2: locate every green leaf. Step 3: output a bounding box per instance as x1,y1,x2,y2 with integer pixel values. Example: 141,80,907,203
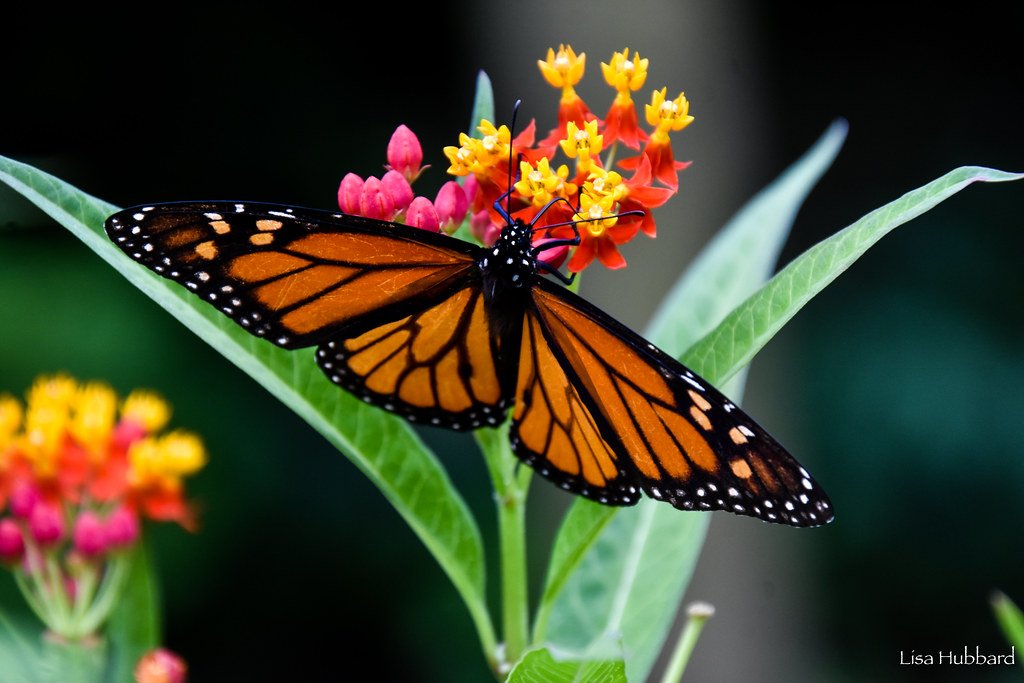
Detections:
470,70,495,132
535,122,849,680
647,119,849,359
104,543,161,683
542,503,707,679
991,591,1024,657
686,165,1024,388
0,154,494,653
507,647,627,683
0,610,42,683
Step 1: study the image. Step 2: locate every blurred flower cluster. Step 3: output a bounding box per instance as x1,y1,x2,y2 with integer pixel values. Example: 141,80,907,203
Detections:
336,44,693,272
0,374,205,639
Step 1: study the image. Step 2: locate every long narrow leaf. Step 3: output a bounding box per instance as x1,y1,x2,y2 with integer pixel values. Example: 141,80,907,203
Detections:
104,543,161,683
686,165,1024,387
0,155,493,649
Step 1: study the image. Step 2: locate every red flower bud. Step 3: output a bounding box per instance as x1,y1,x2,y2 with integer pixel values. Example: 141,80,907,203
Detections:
404,197,440,232
135,648,188,683
29,503,64,547
73,511,107,557
105,506,140,548
381,170,414,212
337,173,365,215
0,518,25,564
434,181,468,231
386,124,423,182
358,176,395,221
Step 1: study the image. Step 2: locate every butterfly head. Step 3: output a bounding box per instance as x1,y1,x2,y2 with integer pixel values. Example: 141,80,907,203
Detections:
477,218,538,293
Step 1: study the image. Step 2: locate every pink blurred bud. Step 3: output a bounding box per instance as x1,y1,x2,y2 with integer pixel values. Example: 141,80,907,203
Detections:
434,182,468,231
112,419,148,450
105,506,141,548
9,480,41,519
405,197,441,232
0,519,25,564
135,648,188,683
29,503,64,547
534,239,569,270
386,124,423,182
337,173,365,214
471,210,500,246
73,511,107,557
359,177,395,221
381,170,414,212
462,174,480,204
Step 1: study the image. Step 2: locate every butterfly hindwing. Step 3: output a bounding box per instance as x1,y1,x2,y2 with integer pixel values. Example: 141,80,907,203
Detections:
520,280,834,527
510,307,640,506
316,281,511,430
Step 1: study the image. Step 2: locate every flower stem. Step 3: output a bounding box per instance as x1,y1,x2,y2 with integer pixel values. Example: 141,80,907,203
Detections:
477,423,532,675
78,553,129,636
658,602,714,683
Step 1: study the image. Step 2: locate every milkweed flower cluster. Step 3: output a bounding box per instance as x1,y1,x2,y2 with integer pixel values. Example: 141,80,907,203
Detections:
336,44,692,272
449,44,693,271
0,374,206,639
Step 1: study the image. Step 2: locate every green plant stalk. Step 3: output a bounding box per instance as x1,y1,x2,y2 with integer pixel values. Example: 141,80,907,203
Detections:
658,604,714,683
70,563,100,626
497,468,530,671
78,554,130,637
45,553,72,633
477,424,531,674
14,570,56,633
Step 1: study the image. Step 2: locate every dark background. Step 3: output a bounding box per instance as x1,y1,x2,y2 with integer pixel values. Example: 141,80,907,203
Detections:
2,4,1022,681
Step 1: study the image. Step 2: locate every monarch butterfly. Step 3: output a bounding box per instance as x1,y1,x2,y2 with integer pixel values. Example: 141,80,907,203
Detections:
105,195,833,527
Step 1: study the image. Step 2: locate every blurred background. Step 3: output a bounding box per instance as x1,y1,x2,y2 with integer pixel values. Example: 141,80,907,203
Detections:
2,3,1022,681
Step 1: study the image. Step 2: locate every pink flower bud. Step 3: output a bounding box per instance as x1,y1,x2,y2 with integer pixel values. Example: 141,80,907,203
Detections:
386,124,423,182
463,174,480,204
112,419,148,450
359,176,395,221
9,480,41,519
135,648,188,683
434,182,469,231
381,170,414,212
404,197,440,232
471,210,499,246
29,503,63,547
105,506,140,548
0,519,25,564
73,511,107,557
337,173,365,215
534,239,569,270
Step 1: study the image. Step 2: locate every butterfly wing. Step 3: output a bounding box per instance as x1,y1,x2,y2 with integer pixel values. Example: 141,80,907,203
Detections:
514,279,833,527
106,202,510,427
315,281,511,429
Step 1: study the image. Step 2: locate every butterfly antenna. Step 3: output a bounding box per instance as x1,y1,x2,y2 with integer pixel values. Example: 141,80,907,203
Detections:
506,99,522,225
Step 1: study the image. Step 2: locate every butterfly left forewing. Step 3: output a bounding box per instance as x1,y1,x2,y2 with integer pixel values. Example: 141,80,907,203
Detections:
105,202,479,349
528,280,833,527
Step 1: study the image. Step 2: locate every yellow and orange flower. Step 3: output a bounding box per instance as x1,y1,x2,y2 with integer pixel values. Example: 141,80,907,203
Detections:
341,44,694,274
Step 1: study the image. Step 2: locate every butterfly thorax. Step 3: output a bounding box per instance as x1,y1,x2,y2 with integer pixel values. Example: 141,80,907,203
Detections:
477,218,537,300
476,218,537,342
